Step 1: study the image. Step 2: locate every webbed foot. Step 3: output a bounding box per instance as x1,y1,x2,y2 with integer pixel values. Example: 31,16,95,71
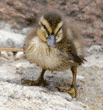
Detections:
21,78,48,87
57,86,77,98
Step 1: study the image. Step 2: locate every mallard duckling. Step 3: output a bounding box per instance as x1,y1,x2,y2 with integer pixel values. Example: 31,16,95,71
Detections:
22,12,85,98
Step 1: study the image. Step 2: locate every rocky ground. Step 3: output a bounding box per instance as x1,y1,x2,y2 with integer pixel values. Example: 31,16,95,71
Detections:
0,57,90,110
0,44,103,110
0,0,103,109
0,28,103,110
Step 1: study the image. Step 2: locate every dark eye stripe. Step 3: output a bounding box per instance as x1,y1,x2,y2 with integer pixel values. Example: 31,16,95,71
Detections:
41,22,50,35
56,27,62,36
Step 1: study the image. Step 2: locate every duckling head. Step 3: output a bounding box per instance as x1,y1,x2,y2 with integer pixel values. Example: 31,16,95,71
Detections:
37,12,63,47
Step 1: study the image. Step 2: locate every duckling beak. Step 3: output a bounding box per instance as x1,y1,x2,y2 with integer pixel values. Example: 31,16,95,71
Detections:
47,34,56,47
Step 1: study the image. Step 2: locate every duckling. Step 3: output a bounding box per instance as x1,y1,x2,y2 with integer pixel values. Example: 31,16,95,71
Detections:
22,12,85,98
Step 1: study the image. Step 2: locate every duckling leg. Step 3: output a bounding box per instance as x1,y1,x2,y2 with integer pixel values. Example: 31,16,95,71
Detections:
70,66,77,98
21,69,48,87
60,66,77,98
56,66,77,98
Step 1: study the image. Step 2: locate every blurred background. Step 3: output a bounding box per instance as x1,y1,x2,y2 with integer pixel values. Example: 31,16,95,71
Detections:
0,0,103,48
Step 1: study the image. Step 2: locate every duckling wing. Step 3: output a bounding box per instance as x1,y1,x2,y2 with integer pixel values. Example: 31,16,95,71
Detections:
69,53,86,65
67,44,86,65
65,25,86,65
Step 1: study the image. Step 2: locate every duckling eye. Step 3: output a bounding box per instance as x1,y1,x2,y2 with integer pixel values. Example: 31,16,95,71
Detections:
55,27,62,36
56,27,63,42
41,23,50,35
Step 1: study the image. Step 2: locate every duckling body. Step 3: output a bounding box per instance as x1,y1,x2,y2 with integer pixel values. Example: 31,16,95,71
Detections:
25,35,77,70
23,12,85,98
